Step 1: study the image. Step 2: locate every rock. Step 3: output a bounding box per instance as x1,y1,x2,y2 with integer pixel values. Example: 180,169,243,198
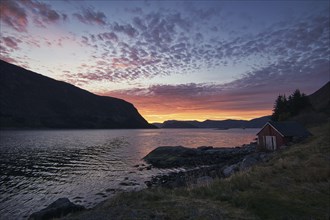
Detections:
28,198,85,220
95,192,107,198
105,188,116,192
259,152,274,162
145,181,153,187
143,146,196,168
223,164,239,177
209,170,217,178
119,181,140,186
240,154,260,171
196,176,214,186
143,145,255,168
143,144,273,188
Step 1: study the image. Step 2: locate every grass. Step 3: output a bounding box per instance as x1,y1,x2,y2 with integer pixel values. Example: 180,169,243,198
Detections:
64,122,330,219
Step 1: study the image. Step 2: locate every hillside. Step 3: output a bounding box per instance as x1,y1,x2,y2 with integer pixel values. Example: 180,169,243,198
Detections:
308,81,330,113
155,116,271,129
291,81,330,126
0,60,154,129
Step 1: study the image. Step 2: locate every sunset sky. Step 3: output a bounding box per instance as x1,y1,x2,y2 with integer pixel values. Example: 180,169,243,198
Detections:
0,0,329,123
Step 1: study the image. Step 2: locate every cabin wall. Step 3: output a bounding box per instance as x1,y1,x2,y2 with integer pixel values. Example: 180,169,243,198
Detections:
257,124,285,149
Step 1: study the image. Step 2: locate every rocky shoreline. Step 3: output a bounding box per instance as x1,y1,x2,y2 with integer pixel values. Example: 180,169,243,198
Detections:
29,143,274,219
143,143,274,188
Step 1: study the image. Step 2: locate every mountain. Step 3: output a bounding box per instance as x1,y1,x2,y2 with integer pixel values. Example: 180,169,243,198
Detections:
154,116,271,129
0,60,155,129
154,82,330,129
161,120,199,128
291,81,330,126
308,81,330,113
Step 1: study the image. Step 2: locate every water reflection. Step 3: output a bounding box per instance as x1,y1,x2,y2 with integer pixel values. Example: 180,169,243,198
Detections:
0,128,258,219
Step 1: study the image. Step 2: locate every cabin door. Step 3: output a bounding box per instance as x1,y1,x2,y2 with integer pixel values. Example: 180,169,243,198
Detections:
265,136,276,150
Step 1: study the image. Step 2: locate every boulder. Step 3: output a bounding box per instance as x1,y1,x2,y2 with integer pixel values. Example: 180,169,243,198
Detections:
222,164,239,177
240,154,260,171
29,198,85,220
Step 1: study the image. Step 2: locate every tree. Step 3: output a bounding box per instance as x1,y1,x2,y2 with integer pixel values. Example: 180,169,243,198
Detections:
271,89,311,121
288,89,310,117
271,94,289,121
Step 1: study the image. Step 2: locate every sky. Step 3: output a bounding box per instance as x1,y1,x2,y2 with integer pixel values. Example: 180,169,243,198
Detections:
0,0,329,123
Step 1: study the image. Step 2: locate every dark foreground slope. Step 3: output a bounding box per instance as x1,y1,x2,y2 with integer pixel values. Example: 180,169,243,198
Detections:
0,60,154,129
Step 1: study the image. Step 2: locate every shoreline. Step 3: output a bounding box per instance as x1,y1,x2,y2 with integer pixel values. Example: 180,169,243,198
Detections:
143,143,274,188
29,142,275,219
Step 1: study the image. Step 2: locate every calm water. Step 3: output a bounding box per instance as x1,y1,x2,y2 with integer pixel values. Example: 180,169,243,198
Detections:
0,128,258,219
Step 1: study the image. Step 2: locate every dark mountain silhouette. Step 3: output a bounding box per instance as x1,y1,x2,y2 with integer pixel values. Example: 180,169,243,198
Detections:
160,120,199,128
0,60,155,129
154,116,271,129
155,82,330,129
308,81,330,113
291,81,330,126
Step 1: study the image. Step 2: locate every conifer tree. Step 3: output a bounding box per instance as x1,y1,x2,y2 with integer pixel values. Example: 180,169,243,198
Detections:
271,89,310,121
271,94,288,121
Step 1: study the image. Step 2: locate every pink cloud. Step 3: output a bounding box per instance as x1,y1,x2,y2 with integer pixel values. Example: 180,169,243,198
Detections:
0,0,28,32
97,84,273,122
0,0,66,31
1,36,21,50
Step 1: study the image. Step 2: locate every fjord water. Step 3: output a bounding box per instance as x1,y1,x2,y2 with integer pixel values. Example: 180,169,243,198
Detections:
0,128,258,219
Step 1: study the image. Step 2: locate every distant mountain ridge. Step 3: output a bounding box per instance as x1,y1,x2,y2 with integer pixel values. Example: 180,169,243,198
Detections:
154,81,330,129
153,116,271,129
0,60,155,129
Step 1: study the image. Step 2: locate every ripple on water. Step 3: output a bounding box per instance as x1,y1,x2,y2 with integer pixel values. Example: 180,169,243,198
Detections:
0,128,258,219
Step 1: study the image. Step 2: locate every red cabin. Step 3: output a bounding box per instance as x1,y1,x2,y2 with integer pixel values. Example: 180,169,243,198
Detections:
257,121,311,151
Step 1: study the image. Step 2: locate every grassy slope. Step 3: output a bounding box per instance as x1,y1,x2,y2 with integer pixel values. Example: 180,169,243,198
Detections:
64,123,330,220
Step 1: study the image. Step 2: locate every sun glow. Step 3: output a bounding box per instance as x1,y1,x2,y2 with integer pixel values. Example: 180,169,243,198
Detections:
139,109,272,123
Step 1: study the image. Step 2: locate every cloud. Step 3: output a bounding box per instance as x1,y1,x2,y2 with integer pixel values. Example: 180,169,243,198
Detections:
0,0,66,31
0,0,28,32
132,17,147,31
112,22,138,38
74,7,107,25
97,32,118,42
125,7,143,14
99,82,274,122
99,56,328,121
21,0,62,25
65,8,328,86
184,2,222,20
1,36,21,50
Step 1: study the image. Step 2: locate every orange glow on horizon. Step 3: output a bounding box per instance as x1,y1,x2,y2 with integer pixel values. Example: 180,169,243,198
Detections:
139,109,272,123
96,90,273,123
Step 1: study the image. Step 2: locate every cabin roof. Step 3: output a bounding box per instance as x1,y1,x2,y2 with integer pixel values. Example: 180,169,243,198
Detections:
257,121,312,137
